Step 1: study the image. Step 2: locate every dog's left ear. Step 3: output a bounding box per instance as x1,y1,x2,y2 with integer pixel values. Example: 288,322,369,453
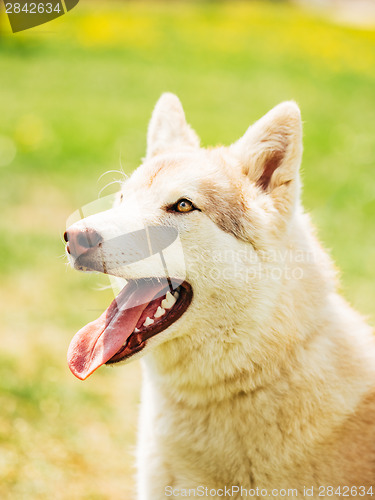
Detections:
232,101,303,214
146,93,200,158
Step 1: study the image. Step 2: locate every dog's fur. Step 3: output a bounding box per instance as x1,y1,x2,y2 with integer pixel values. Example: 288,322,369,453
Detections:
69,94,375,499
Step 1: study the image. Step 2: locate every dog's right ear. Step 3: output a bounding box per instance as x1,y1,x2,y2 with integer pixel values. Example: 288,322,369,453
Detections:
231,102,303,216
146,93,200,158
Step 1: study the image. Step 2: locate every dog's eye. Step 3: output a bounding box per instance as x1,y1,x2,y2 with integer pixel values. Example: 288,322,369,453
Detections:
120,193,124,202
172,198,197,213
176,199,193,212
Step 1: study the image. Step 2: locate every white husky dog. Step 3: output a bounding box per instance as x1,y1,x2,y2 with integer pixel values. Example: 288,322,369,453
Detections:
65,94,375,499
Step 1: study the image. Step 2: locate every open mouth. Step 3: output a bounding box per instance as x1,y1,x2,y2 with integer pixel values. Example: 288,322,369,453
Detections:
67,278,193,380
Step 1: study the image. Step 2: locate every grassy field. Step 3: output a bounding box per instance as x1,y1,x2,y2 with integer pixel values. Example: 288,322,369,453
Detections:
0,2,374,498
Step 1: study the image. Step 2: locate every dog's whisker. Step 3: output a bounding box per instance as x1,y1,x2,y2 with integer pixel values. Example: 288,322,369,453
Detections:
98,169,127,182
98,179,123,198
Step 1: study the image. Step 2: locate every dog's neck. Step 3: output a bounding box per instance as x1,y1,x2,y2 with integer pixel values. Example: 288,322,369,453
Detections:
142,288,375,469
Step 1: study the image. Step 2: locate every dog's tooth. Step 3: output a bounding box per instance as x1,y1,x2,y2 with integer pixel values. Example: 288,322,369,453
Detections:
134,327,140,333
143,317,154,327
161,291,176,310
166,291,177,305
173,291,179,300
154,306,165,318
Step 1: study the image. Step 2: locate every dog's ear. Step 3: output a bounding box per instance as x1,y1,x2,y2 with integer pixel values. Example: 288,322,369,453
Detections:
146,93,200,158
232,102,303,214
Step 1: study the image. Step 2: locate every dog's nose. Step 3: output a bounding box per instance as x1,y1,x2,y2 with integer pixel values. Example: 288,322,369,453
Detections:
64,227,103,258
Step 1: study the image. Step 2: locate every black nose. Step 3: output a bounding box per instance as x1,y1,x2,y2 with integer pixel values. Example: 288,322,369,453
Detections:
65,227,103,258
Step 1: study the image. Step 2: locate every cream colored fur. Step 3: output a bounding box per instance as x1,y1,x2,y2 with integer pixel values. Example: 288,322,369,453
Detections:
69,94,375,499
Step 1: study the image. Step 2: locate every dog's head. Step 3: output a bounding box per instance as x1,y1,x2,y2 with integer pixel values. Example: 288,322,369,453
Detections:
65,93,303,380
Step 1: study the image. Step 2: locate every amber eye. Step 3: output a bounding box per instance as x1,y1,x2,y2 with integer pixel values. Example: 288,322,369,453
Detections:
175,198,195,213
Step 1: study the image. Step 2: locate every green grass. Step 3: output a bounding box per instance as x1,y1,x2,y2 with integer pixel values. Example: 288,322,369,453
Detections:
0,2,374,498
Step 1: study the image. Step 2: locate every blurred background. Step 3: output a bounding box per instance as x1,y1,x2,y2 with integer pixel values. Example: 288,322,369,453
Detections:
0,1,374,498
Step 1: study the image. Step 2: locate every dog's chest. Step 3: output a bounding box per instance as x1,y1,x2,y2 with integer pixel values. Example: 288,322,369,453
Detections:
155,404,251,484
142,389,291,489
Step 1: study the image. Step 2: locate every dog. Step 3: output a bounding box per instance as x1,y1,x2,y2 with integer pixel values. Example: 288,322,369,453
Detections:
65,94,375,499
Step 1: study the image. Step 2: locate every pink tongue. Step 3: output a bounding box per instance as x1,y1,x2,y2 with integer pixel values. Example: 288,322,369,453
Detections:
67,281,166,380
